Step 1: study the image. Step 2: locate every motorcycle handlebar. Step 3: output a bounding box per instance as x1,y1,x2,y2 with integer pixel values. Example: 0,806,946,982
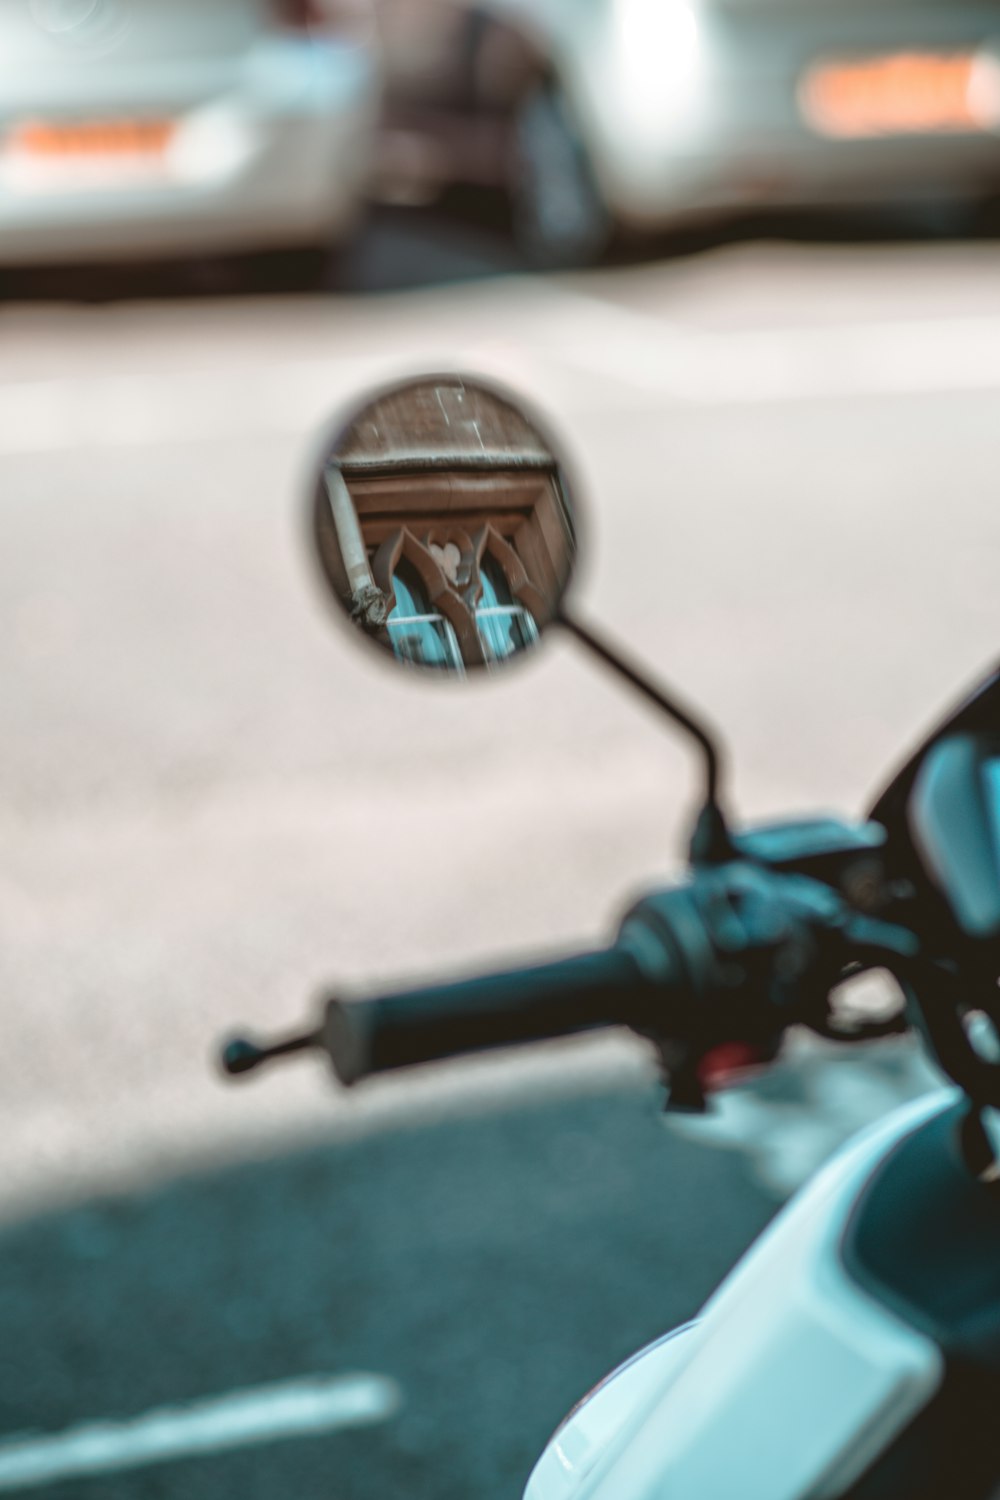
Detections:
321,946,661,1085
221,866,936,1101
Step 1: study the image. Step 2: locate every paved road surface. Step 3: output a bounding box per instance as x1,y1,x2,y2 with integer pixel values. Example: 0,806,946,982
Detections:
0,207,992,1496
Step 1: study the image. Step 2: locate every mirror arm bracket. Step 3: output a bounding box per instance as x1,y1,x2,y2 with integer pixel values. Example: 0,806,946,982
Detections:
556,607,734,863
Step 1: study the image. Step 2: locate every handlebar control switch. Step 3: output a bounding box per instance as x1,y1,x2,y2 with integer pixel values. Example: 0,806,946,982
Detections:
615,863,859,1110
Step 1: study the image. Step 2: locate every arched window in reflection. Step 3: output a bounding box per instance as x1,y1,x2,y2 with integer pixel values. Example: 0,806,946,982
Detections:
386,560,463,671
475,556,538,664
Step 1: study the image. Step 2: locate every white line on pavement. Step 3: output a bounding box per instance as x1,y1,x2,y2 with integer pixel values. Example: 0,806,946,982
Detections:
4,295,1000,457
547,288,1000,405
0,359,370,457
0,1373,401,1492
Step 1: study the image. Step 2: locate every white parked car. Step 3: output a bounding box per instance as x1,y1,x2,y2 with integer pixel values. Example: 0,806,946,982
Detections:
0,0,379,268
374,0,1000,265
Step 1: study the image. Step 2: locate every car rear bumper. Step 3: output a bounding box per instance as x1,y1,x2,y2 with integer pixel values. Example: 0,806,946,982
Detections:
578,18,1000,230
0,37,378,265
605,129,1000,231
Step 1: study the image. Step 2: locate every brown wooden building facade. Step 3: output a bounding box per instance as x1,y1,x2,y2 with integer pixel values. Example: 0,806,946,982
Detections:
315,379,576,671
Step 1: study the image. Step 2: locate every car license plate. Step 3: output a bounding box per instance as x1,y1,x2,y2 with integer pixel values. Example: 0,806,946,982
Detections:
3,118,175,190
799,52,999,139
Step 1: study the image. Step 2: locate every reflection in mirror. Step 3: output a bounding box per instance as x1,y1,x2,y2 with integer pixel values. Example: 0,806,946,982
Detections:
386,559,463,671
477,556,540,664
312,375,578,676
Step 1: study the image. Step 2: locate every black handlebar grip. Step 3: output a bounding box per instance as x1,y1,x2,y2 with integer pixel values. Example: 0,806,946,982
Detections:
321,946,655,1085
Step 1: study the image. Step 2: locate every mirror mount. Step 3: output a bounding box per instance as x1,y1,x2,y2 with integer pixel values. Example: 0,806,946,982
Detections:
556,607,735,864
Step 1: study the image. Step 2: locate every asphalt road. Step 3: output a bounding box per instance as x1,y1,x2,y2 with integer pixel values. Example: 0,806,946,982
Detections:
0,205,994,1497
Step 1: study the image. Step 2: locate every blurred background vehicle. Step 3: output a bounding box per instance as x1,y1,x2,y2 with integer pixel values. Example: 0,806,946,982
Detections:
371,0,1000,266
0,0,379,278
3,1,1000,1496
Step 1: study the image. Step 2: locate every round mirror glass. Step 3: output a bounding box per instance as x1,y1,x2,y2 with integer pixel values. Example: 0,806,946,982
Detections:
311,374,579,676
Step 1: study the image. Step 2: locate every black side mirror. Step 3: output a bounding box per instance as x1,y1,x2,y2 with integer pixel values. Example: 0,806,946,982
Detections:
309,373,579,678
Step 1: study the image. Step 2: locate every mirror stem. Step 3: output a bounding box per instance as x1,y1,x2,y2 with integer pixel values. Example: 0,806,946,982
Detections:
556,608,734,861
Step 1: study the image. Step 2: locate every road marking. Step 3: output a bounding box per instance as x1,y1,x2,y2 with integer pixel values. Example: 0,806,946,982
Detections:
547,288,1000,405
0,1373,400,1492
0,359,372,457
4,294,1000,457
